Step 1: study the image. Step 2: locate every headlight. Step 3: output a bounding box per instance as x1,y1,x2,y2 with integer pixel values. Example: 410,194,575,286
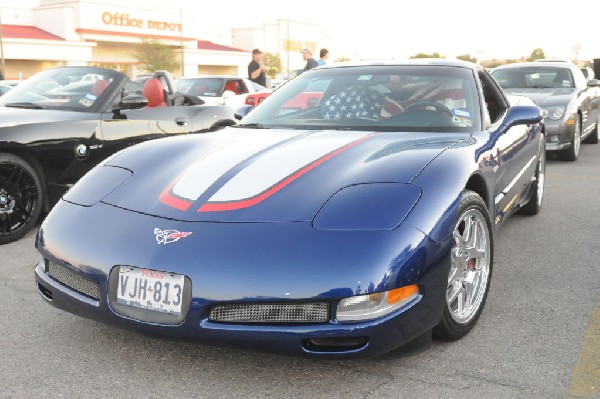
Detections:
542,106,566,121
313,183,421,230
336,285,419,322
63,166,132,206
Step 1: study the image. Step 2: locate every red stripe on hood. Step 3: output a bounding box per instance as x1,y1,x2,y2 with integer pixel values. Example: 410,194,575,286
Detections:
198,133,377,212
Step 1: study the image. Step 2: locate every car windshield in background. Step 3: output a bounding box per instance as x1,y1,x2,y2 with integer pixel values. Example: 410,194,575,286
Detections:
176,78,226,97
0,67,120,112
492,67,575,89
240,65,481,132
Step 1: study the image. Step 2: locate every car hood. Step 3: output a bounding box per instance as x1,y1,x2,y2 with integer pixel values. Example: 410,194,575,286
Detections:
501,88,575,107
100,128,467,222
0,106,95,128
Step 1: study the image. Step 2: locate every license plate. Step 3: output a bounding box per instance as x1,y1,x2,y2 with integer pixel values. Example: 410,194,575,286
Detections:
116,266,185,315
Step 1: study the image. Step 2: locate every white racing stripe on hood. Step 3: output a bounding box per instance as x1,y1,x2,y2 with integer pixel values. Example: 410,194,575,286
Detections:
208,131,370,202
172,132,293,200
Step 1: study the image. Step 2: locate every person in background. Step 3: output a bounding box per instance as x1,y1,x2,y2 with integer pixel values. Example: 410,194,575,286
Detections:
248,48,267,87
300,48,318,72
317,48,329,66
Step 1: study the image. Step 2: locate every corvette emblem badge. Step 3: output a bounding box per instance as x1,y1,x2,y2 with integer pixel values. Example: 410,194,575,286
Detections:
154,228,192,245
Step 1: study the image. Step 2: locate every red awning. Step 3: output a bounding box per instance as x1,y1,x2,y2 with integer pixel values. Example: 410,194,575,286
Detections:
197,40,247,53
1,25,64,41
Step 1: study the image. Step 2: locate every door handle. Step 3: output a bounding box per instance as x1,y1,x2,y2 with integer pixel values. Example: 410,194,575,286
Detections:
175,117,189,127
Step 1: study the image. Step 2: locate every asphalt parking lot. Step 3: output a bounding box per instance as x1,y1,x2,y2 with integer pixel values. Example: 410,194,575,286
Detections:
1,146,599,399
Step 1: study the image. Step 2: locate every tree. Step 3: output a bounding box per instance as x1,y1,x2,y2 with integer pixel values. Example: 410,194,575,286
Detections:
526,48,546,62
262,53,282,78
410,52,445,59
133,38,180,74
456,54,478,63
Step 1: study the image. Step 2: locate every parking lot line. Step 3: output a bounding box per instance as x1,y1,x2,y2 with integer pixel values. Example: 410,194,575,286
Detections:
568,299,600,398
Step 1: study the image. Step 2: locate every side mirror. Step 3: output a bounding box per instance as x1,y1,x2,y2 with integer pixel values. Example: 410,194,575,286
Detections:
234,105,254,120
502,105,543,127
586,79,600,87
118,94,148,110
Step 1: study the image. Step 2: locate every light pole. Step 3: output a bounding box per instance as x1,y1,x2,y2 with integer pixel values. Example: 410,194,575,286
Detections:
0,5,6,78
179,8,184,77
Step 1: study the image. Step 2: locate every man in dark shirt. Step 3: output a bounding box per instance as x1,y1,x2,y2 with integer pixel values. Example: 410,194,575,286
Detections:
301,48,318,72
248,48,267,87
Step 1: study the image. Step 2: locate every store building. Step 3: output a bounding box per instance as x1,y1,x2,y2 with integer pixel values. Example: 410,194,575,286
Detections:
0,1,331,82
0,0,251,79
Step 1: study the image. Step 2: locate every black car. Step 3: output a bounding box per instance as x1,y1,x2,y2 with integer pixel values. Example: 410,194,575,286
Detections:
0,66,237,244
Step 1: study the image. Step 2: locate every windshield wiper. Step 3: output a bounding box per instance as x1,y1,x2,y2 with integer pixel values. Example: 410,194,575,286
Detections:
4,102,44,109
234,123,269,129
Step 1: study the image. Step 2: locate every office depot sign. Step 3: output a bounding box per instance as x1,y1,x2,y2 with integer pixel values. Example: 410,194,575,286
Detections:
101,12,182,32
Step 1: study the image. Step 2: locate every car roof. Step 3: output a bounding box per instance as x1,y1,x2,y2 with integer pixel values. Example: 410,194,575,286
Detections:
317,59,477,70
494,62,573,70
177,75,248,80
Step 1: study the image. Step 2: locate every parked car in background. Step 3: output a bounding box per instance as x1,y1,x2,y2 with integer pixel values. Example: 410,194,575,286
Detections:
35,60,545,359
244,91,270,107
492,61,600,161
0,83,13,96
176,76,270,108
244,79,327,109
0,66,237,244
0,79,22,87
580,66,595,80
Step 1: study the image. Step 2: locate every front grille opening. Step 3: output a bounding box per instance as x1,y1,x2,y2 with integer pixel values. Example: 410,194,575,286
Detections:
47,261,101,300
209,302,329,324
37,283,53,300
304,337,369,352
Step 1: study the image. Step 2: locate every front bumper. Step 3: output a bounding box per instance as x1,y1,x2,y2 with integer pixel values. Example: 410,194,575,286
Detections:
35,260,440,358
34,201,449,359
544,117,576,151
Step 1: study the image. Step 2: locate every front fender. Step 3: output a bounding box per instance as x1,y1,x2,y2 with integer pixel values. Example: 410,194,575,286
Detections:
405,141,483,242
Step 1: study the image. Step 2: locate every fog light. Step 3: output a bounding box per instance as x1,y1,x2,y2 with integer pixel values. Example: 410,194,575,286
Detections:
336,285,419,322
548,135,560,143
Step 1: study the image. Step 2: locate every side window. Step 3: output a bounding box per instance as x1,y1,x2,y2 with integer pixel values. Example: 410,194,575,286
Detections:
224,80,246,95
478,69,508,127
238,80,250,94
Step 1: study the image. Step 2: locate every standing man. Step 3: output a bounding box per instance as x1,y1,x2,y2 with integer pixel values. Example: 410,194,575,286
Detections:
248,48,267,87
317,48,329,66
300,48,318,72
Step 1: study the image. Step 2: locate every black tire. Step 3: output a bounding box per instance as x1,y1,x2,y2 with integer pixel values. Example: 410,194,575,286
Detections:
582,117,599,144
558,116,581,161
0,153,43,244
434,190,493,341
519,141,546,215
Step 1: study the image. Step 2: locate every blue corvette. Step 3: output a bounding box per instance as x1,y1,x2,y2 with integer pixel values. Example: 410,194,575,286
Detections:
35,60,545,359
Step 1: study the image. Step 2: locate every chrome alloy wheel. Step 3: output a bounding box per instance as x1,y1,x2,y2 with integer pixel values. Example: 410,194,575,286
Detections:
536,149,545,207
447,208,491,325
573,117,581,157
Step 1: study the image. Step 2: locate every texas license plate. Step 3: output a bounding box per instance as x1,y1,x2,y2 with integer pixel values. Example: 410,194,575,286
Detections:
116,266,185,315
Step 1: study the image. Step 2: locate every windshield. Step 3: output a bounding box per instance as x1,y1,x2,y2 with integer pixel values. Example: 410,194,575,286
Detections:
176,78,226,97
240,65,480,132
0,67,121,112
492,66,575,89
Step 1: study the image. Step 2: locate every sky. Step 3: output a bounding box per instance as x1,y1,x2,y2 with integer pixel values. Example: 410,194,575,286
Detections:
7,0,600,62
186,0,600,62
